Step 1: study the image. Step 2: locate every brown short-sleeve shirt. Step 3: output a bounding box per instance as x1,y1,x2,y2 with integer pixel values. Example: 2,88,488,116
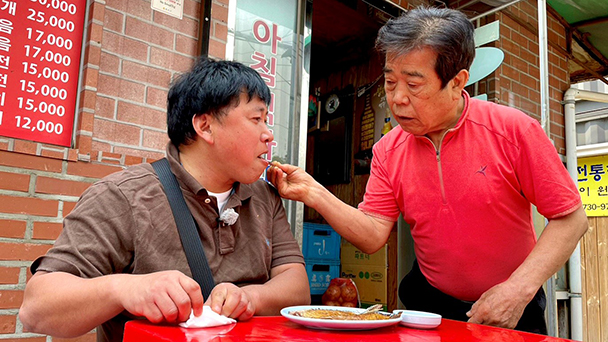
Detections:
32,143,304,342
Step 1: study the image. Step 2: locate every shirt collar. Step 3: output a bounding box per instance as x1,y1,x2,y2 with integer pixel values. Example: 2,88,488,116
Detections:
451,90,471,132
165,142,253,202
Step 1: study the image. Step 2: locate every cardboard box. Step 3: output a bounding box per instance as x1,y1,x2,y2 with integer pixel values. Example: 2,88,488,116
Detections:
340,263,387,305
340,240,387,267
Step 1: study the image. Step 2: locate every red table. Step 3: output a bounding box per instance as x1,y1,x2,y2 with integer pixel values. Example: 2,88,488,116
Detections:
123,316,574,342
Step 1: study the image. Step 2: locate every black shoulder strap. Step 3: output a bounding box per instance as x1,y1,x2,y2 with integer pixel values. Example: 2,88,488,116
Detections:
151,158,215,298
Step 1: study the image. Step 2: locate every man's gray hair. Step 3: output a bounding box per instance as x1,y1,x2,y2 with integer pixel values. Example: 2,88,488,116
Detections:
376,6,475,88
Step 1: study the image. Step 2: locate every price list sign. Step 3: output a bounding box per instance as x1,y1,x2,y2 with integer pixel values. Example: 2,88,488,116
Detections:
0,0,86,147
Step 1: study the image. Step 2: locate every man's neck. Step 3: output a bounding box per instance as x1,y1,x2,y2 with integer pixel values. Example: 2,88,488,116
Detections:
426,95,466,147
178,144,233,193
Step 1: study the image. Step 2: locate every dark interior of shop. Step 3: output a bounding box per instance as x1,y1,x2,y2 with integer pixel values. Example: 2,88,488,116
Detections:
309,0,385,80
305,0,399,218
304,0,411,306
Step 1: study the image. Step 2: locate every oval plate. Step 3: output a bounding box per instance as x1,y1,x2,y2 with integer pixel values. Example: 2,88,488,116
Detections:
281,305,401,330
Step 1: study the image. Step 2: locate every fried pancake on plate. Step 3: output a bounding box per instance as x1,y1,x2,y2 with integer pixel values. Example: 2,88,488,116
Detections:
292,309,393,321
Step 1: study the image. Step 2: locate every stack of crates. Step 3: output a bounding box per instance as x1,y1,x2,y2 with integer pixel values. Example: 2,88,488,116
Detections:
302,223,341,296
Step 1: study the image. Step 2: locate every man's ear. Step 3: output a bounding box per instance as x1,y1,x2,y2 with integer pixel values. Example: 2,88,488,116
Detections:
450,69,470,97
192,113,214,144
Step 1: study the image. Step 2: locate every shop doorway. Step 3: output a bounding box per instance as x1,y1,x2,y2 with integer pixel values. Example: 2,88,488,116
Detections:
304,0,407,310
305,0,401,213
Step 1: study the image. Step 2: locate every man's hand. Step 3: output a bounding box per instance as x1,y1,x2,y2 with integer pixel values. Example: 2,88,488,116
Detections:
267,162,317,204
466,280,533,329
467,207,587,329
205,283,256,321
118,270,204,324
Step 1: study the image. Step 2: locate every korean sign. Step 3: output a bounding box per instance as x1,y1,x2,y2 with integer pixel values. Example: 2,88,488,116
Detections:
248,18,279,162
0,0,86,147
233,0,298,165
578,155,608,216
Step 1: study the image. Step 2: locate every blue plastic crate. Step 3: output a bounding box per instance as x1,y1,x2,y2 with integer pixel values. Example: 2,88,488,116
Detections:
302,223,341,261
305,258,340,295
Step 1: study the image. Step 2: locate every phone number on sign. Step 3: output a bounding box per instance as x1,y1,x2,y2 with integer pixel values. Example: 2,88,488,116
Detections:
583,203,608,211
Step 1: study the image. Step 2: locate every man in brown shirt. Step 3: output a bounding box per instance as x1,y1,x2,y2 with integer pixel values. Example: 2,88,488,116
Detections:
19,58,310,342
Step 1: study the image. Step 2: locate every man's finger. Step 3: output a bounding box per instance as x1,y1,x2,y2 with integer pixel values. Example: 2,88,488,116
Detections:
466,300,478,317
467,315,484,324
180,277,203,317
237,301,255,321
166,286,193,322
207,287,227,314
144,305,165,324
153,293,179,322
267,167,282,186
229,297,249,319
272,161,297,175
220,290,242,317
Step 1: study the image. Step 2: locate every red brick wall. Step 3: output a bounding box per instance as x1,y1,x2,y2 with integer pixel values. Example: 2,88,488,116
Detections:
94,0,197,159
472,0,570,155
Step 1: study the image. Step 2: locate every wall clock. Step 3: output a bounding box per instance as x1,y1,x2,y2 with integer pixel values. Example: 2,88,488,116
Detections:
325,93,340,114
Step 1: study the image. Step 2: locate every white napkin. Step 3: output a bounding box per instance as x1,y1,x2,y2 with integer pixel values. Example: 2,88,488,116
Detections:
179,306,236,328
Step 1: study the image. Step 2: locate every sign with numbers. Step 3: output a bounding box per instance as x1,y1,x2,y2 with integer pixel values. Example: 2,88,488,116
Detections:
578,155,608,216
0,0,86,147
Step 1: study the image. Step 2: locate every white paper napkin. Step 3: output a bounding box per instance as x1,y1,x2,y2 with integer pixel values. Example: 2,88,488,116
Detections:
179,306,236,328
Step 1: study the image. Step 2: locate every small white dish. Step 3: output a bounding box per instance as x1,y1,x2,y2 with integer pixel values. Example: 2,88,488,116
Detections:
393,309,442,329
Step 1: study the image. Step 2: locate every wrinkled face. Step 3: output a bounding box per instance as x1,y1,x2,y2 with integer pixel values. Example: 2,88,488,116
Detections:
211,93,273,184
384,47,463,138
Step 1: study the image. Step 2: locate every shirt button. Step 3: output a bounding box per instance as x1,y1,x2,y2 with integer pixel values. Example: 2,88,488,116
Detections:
204,198,211,204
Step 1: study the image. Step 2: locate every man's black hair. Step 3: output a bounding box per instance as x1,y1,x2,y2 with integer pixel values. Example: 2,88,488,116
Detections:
167,57,271,146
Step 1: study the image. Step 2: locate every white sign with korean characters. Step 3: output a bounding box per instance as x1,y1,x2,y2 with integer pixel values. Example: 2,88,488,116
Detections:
233,0,298,166
577,155,608,216
151,0,183,19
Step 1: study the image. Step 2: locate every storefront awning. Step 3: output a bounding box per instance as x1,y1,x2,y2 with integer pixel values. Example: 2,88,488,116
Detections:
547,0,608,83
454,0,608,84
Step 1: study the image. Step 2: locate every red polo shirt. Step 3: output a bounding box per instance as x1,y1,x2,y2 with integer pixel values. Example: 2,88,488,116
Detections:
359,91,581,301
